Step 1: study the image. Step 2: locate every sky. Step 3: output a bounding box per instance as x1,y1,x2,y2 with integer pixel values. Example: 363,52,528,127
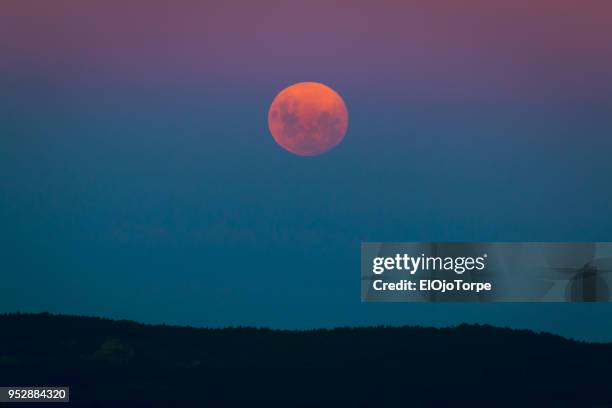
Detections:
1,0,612,341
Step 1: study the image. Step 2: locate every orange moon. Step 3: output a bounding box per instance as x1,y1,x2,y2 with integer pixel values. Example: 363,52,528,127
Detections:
268,82,349,156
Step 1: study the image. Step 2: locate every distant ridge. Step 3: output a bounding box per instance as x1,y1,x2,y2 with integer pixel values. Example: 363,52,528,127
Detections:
0,311,593,342
1,313,611,406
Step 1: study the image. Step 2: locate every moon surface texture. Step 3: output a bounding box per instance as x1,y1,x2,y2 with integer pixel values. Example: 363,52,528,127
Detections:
268,82,349,156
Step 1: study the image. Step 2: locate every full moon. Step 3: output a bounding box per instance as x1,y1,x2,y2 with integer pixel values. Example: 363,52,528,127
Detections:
268,82,349,156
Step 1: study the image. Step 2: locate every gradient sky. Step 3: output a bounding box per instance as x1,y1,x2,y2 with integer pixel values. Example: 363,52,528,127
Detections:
2,0,612,341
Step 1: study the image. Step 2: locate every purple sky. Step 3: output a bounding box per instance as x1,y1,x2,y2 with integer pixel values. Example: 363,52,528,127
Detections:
3,0,612,102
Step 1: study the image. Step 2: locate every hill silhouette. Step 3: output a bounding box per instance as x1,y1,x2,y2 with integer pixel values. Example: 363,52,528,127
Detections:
1,313,611,406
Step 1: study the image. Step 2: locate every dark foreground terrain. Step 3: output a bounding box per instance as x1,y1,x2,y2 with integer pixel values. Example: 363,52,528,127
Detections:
0,313,611,407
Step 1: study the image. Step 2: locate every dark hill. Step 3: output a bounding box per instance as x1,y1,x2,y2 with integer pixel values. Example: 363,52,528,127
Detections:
0,313,610,407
